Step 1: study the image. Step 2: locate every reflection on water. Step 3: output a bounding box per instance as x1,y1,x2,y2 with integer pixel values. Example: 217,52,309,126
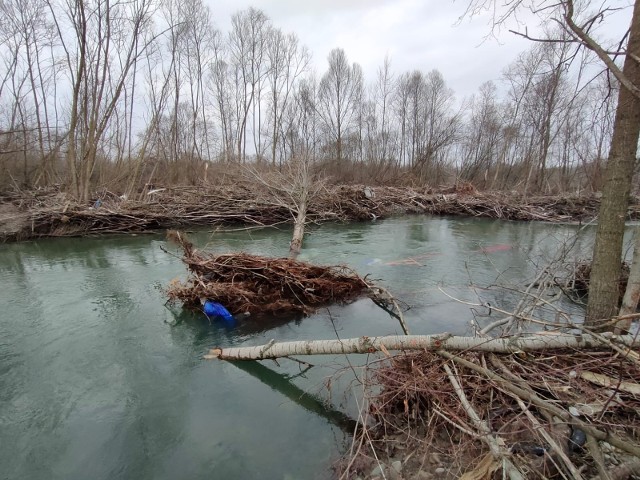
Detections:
0,216,609,479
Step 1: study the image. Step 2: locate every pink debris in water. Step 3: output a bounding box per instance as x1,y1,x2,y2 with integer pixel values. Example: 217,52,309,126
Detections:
383,245,512,267
384,252,439,266
477,244,512,254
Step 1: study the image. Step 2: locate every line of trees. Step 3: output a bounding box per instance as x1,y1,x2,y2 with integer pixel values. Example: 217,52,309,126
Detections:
0,1,626,198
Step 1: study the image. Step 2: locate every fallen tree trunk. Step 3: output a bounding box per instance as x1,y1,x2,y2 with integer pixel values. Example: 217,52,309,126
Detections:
205,332,639,360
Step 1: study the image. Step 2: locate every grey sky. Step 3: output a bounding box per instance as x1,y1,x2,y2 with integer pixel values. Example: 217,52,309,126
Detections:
206,1,632,100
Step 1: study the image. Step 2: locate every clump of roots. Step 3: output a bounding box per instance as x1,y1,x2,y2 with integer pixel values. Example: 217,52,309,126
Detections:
165,230,369,317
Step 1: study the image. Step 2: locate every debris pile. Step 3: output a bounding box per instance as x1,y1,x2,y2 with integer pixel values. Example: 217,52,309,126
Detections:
5,184,640,241
340,346,640,479
165,230,369,317
572,261,630,300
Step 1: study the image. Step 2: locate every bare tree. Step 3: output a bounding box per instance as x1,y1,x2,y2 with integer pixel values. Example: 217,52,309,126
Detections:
283,75,320,161
181,0,217,164
577,74,617,191
316,48,363,164
459,81,504,187
125,39,175,198
47,0,157,201
498,37,574,194
394,71,411,168
463,0,640,327
210,38,237,162
158,0,188,167
0,0,61,186
416,70,459,182
394,69,459,182
372,55,396,164
265,29,310,166
228,7,270,162
245,156,325,255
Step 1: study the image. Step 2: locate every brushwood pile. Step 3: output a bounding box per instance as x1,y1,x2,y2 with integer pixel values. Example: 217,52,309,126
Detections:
165,230,369,318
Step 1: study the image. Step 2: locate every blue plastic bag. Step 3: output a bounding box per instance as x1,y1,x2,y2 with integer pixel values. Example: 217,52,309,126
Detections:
203,300,234,323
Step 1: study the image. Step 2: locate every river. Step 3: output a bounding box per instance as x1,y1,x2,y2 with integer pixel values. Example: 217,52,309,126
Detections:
0,216,598,479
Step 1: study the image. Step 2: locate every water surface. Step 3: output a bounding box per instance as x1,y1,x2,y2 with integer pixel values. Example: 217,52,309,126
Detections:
0,216,597,479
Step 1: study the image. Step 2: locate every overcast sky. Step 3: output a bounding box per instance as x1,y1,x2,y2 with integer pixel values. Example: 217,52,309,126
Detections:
205,1,632,100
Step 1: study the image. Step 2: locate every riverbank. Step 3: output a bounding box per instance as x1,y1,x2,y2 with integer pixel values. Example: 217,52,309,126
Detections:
2,184,638,242
336,344,640,480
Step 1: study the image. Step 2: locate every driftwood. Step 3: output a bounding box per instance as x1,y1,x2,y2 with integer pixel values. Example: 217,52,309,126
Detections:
4,184,640,241
338,339,640,479
442,361,525,480
205,332,639,360
165,230,369,317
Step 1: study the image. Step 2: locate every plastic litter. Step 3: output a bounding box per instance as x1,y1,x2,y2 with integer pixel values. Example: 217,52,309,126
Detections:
569,427,587,452
202,299,235,322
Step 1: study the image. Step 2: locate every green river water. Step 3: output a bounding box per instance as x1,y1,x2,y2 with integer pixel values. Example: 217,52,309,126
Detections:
0,216,597,479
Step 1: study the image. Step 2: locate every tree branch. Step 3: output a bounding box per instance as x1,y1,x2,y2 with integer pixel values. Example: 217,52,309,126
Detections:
563,0,640,99
444,362,524,480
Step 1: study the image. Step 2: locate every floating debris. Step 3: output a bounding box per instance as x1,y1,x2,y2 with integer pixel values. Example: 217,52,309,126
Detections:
165,230,369,318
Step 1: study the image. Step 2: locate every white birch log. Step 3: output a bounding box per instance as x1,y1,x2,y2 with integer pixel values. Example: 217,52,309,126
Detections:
618,226,640,332
205,333,640,361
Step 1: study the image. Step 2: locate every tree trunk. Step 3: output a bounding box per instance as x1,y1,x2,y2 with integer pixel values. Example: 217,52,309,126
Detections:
204,333,638,361
586,1,640,328
289,207,306,256
289,189,309,258
617,226,640,332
